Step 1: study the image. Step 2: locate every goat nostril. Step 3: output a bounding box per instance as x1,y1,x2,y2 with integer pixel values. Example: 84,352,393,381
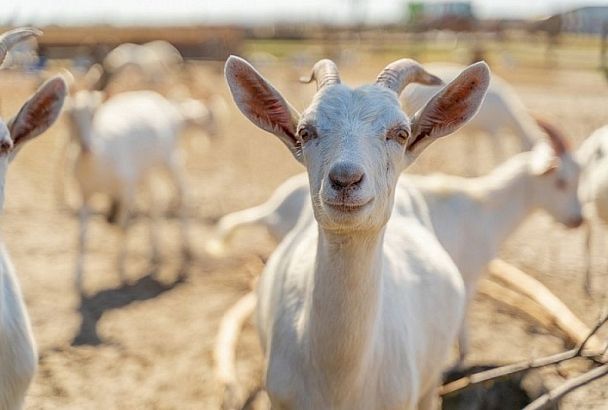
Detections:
568,216,583,228
0,140,12,152
329,163,365,190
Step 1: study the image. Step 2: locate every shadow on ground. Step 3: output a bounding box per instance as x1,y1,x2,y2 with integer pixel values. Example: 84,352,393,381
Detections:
72,268,188,346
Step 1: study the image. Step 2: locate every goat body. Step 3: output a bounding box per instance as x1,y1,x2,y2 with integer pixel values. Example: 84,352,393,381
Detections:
576,126,608,293
74,91,184,194
68,90,191,291
578,126,608,221
99,41,183,91
0,245,37,410
257,181,465,409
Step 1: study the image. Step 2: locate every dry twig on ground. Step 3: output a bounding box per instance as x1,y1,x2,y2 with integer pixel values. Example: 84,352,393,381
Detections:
522,363,608,410
440,303,608,398
488,259,606,351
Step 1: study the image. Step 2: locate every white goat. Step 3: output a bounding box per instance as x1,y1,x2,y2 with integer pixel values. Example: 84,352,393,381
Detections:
225,55,490,408
408,119,582,361
98,41,183,90
212,117,582,364
402,63,544,163
55,66,219,210
64,90,193,292
0,28,67,410
576,126,608,294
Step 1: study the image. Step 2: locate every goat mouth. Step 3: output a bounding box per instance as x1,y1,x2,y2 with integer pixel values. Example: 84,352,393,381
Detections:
565,219,584,229
323,198,372,213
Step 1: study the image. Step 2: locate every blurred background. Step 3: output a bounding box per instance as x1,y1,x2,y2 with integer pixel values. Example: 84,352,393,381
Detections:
3,0,608,408
6,0,608,74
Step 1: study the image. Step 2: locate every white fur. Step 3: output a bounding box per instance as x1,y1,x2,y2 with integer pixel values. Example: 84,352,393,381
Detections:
408,141,582,360
0,123,37,408
65,90,191,291
576,126,608,293
213,141,582,362
577,126,608,222
0,244,37,410
55,76,219,210
402,63,544,153
225,56,490,408
103,40,183,84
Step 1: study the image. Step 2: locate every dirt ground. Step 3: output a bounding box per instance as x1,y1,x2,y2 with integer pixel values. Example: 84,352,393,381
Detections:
3,57,608,409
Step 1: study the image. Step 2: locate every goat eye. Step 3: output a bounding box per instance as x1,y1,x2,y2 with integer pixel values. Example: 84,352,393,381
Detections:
298,126,317,143
387,127,409,144
556,179,567,190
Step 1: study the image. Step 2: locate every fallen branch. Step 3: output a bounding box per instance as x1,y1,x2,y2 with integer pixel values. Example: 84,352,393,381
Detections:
577,312,608,356
478,280,555,330
522,363,608,410
440,308,608,397
488,259,606,352
441,347,584,397
214,291,257,410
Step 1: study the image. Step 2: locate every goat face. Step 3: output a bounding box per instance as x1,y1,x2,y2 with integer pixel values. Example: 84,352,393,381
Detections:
225,56,490,232
531,144,583,228
64,90,102,146
298,85,411,231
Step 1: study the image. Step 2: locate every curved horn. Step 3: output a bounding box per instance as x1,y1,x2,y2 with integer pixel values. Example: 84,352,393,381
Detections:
532,114,569,156
375,58,443,95
0,27,42,67
299,59,340,90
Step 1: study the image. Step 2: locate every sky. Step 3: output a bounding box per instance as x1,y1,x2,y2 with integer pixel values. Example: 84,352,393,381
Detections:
5,0,608,26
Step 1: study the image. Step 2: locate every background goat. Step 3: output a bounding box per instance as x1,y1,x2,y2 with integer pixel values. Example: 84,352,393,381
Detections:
576,126,608,294
64,89,193,293
402,63,547,173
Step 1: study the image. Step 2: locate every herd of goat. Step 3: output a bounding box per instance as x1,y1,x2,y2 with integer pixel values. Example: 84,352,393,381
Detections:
1,26,608,409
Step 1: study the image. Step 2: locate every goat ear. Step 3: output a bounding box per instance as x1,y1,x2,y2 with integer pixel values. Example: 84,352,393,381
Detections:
8,76,67,151
225,55,302,162
407,62,490,157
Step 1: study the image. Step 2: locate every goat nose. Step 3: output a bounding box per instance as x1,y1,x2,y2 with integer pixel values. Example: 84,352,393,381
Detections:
0,139,11,152
329,162,365,190
569,216,584,229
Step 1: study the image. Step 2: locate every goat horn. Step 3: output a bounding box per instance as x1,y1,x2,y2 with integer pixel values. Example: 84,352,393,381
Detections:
0,27,42,67
300,59,340,90
375,59,443,95
532,114,569,156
